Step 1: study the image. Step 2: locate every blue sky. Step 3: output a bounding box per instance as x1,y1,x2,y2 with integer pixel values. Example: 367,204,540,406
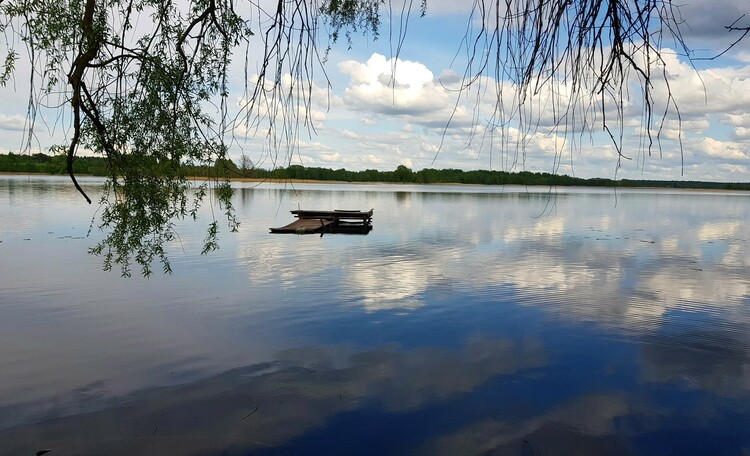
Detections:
1,0,750,182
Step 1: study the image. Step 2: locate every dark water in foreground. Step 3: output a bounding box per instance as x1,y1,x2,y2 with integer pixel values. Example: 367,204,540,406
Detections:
0,176,749,455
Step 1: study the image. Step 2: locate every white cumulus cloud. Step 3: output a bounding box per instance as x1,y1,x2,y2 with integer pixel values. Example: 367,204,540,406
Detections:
339,53,460,123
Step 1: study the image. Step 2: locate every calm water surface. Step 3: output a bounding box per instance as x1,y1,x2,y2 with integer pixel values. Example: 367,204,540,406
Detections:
0,176,749,455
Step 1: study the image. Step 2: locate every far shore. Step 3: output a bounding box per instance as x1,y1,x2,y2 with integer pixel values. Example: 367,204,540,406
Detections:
2,171,749,192
202,177,750,192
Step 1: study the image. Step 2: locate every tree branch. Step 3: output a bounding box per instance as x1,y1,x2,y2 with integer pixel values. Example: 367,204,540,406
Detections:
65,0,102,204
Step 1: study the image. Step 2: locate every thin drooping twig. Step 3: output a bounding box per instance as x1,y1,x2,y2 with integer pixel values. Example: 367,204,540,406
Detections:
698,14,750,60
435,0,696,175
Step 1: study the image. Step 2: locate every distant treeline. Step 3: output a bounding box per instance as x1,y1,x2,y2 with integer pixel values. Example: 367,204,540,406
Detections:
2,152,749,190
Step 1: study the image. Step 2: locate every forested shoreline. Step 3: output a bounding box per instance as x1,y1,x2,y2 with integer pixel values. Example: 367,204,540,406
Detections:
2,152,749,191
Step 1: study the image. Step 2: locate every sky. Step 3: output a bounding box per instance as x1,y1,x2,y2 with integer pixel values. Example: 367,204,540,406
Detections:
1,0,750,182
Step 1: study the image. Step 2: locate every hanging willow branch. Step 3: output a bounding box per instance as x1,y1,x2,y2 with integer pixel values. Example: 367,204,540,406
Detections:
435,0,700,174
1,0,254,276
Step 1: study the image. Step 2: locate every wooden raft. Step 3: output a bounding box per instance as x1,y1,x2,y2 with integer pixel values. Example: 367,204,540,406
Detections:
270,209,373,234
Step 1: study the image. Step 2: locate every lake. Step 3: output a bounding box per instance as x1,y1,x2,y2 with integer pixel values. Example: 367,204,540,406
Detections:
1,175,749,455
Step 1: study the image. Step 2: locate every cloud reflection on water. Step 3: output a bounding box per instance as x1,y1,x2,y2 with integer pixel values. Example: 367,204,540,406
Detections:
2,180,750,455
641,326,750,397
0,337,547,455
232,187,750,328
419,394,639,456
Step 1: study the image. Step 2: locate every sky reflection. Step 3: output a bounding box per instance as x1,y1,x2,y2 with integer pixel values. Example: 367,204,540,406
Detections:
1,178,749,455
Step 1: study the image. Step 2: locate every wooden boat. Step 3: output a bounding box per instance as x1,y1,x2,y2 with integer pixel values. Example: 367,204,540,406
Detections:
270,209,373,234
